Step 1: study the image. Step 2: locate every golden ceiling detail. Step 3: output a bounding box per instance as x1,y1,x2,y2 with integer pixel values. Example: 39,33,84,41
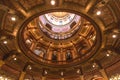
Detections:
64,0,88,6
19,11,100,66
17,0,44,11
2,13,17,33
94,5,114,27
0,0,120,80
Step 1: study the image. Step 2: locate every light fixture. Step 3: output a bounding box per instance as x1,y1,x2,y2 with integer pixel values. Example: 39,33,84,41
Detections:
109,74,120,80
0,76,2,78
44,70,48,75
85,25,89,27
92,63,97,68
26,39,31,44
28,65,32,70
96,11,101,15
61,72,64,76
92,64,95,68
12,55,17,60
77,69,80,74
79,36,82,39
50,0,56,5
29,67,32,70
4,78,8,80
13,57,17,61
3,41,7,44
112,34,117,38
106,53,110,57
11,17,16,21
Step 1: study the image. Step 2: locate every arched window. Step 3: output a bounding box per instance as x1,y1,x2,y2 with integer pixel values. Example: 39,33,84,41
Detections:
66,50,72,61
25,38,32,47
34,47,46,59
52,51,57,61
34,49,41,55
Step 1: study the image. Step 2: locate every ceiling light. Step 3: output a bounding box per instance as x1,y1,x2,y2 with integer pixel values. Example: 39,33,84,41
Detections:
85,25,89,27
51,0,56,5
61,72,64,76
92,64,95,68
96,11,101,15
14,57,17,61
92,63,96,68
28,65,32,70
77,69,80,74
3,41,7,44
45,70,47,75
26,39,31,44
112,34,117,38
29,67,32,70
11,17,16,21
106,53,110,57
0,76,3,78
79,36,82,39
5,78,8,80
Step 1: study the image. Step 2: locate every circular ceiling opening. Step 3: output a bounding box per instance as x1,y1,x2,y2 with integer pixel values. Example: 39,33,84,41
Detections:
44,12,76,26
39,12,81,40
18,11,101,67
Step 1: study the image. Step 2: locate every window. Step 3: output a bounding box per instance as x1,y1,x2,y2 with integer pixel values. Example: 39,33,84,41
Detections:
52,51,57,61
66,50,72,61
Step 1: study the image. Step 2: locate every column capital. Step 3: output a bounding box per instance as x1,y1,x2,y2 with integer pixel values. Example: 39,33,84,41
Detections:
0,60,5,67
80,75,84,80
99,69,108,80
19,71,26,80
61,78,64,80
42,76,46,80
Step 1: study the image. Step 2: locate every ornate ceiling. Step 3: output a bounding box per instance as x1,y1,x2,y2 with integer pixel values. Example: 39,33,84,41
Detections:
0,0,120,80
20,11,99,67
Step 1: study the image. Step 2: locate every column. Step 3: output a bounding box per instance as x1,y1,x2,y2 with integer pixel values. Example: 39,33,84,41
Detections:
80,75,84,80
19,71,26,80
42,76,46,80
63,52,66,61
19,63,30,80
0,60,5,67
58,51,61,61
99,69,108,80
61,78,64,80
95,60,109,80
